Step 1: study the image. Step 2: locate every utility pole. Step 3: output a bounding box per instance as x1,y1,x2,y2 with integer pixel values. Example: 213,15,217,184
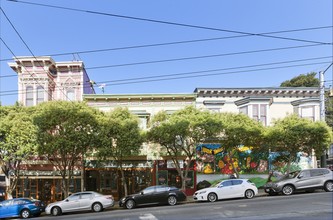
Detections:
319,71,326,168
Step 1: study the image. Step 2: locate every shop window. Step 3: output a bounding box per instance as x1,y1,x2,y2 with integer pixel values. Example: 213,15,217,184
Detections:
157,170,168,185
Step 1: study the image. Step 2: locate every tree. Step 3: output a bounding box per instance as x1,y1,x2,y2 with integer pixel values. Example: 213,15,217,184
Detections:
266,114,332,173
216,113,265,178
0,105,37,199
96,107,143,196
280,72,319,87
148,106,222,191
33,101,101,198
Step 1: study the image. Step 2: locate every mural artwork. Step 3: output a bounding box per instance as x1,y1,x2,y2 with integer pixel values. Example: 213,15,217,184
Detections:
196,144,269,174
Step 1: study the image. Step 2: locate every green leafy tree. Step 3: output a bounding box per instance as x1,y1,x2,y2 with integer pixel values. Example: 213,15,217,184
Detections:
216,113,265,178
0,105,37,199
96,107,143,196
33,101,101,198
148,106,222,191
266,114,332,173
280,72,319,87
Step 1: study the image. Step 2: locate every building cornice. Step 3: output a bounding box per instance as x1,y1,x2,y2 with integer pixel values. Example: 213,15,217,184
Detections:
234,97,273,106
194,87,320,97
291,98,320,106
83,93,196,102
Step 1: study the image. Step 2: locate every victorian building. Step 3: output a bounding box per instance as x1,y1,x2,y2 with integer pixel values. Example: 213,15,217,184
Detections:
6,56,326,201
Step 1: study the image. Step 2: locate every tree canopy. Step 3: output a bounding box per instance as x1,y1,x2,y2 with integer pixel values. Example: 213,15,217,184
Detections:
33,101,101,198
96,107,143,196
216,112,265,177
148,106,223,190
266,114,332,173
0,105,37,199
280,72,319,87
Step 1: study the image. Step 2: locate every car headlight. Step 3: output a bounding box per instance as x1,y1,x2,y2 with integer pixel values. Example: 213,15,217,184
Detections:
199,191,206,194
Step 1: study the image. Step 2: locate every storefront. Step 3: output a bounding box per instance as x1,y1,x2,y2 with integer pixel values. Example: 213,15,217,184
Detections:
152,158,197,196
85,156,153,201
14,170,82,204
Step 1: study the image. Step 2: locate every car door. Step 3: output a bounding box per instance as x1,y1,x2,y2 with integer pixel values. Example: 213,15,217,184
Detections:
0,200,12,217
216,180,234,199
135,187,156,206
231,180,244,198
61,193,81,212
294,170,315,189
79,192,93,210
153,186,169,204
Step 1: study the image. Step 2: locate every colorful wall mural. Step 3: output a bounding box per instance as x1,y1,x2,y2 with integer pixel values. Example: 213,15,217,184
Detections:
196,144,269,175
196,144,314,175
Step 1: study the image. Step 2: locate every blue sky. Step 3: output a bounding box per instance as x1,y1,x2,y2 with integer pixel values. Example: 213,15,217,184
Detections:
0,0,332,106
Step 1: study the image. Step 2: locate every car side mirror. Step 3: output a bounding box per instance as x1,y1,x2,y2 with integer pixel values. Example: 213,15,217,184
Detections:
65,199,69,202
298,174,303,179
140,192,144,195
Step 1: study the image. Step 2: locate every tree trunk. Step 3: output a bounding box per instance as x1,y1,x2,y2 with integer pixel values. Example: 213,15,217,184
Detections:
5,176,12,199
120,165,128,197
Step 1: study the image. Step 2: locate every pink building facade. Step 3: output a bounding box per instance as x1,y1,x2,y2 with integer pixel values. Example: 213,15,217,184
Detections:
8,56,94,106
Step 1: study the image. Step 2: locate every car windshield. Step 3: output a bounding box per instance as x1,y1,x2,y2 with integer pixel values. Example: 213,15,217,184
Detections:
281,171,300,179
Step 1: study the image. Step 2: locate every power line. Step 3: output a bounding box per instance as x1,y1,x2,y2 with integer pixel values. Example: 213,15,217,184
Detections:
1,43,328,79
7,0,332,45
1,25,331,63
86,43,326,70
1,58,331,96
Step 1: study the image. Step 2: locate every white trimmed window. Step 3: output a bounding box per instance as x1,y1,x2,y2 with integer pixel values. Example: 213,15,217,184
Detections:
66,89,75,101
300,106,315,121
36,86,44,105
26,86,34,106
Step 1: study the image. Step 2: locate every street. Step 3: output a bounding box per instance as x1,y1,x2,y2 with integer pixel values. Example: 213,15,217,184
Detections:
33,191,332,220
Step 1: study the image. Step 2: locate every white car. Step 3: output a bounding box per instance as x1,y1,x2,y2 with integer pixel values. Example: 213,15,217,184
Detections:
45,191,114,216
193,179,258,202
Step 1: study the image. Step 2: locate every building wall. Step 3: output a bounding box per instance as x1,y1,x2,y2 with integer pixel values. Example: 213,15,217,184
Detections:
8,57,93,106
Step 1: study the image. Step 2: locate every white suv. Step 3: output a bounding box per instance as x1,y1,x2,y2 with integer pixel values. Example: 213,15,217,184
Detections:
264,168,333,196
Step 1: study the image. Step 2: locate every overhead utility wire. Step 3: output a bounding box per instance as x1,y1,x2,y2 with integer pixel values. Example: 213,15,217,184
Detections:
86,44,325,70
7,0,332,45
0,25,331,62
94,56,332,84
0,43,328,78
1,58,331,95
0,7,73,101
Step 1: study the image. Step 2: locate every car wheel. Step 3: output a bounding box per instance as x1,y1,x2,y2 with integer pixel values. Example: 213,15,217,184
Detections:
92,202,103,212
207,193,217,202
245,189,255,199
20,209,31,219
51,206,62,216
168,195,177,206
282,185,294,195
324,181,333,192
125,199,135,209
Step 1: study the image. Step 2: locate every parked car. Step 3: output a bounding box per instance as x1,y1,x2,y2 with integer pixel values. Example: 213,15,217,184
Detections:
193,179,258,202
0,198,45,219
119,185,187,209
264,168,333,196
45,191,114,216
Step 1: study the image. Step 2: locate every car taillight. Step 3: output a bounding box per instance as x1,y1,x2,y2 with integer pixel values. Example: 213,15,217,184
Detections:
105,196,113,200
34,201,39,206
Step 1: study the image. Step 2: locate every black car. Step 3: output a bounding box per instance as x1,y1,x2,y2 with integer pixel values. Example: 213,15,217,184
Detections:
119,185,187,209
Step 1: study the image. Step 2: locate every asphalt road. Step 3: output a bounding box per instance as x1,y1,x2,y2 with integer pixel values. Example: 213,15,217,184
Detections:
34,191,332,220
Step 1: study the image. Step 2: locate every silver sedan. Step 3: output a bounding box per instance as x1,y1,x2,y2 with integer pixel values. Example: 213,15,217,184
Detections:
45,191,114,216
